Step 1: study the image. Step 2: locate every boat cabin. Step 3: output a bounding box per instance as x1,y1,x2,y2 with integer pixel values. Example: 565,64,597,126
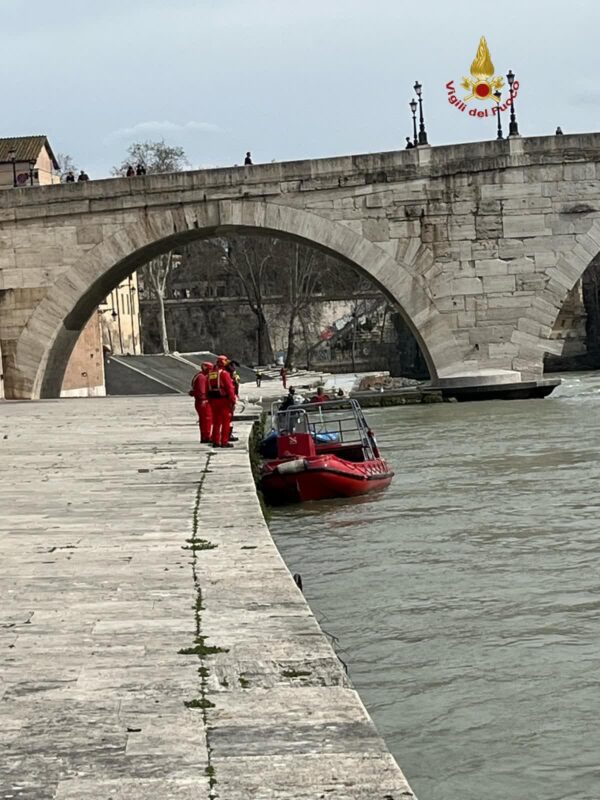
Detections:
273,398,380,463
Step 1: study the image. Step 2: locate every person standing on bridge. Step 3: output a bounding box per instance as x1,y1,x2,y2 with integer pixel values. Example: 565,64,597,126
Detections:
207,356,236,448
126,165,135,177
189,361,213,443
77,170,89,181
244,151,253,165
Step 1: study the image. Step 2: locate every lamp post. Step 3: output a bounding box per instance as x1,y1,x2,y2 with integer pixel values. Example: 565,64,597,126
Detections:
7,148,17,187
409,98,418,147
494,90,503,140
506,70,519,136
413,81,429,145
28,160,36,186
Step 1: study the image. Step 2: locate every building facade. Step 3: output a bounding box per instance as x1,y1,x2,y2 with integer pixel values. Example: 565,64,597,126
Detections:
0,136,60,189
99,274,141,356
60,273,142,398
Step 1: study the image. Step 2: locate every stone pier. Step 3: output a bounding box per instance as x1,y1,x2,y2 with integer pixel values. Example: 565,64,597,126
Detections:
0,396,415,799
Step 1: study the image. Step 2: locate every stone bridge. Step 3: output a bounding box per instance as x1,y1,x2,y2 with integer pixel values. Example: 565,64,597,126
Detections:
2,132,600,399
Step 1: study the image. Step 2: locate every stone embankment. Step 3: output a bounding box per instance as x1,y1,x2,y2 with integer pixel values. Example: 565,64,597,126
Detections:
0,396,415,799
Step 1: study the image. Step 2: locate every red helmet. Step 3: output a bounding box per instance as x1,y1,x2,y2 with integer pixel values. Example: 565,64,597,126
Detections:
201,361,213,372
216,355,229,366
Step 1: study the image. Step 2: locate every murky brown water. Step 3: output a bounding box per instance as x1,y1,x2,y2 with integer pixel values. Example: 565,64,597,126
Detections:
270,373,600,800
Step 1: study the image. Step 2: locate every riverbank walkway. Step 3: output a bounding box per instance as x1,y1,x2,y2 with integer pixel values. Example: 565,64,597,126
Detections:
0,396,415,799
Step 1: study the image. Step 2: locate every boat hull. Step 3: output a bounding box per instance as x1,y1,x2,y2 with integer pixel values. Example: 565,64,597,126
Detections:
260,455,394,504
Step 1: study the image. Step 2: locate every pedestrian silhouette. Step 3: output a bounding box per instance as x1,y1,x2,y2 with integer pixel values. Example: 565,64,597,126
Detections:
555,126,564,135
126,165,135,177
77,170,89,181
65,171,75,183
405,137,415,149
136,163,146,175
244,151,253,165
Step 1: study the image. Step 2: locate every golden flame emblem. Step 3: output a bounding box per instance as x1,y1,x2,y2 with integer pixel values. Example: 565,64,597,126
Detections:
461,37,504,101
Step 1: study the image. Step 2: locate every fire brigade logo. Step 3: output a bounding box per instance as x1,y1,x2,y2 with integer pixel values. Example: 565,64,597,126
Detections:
446,36,519,118
461,36,503,101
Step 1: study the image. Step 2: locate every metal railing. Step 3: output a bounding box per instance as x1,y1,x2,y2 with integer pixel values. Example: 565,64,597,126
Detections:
274,399,376,460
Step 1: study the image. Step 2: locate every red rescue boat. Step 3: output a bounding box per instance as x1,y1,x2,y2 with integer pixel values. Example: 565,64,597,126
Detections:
260,398,394,504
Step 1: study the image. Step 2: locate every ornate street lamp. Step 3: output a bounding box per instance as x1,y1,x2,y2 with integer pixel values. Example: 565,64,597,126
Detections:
494,90,503,140
7,147,17,187
506,70,519,136
413,81,429,145
409,98,418,147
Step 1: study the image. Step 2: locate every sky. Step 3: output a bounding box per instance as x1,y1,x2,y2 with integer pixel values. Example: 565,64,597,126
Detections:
2,0,599,177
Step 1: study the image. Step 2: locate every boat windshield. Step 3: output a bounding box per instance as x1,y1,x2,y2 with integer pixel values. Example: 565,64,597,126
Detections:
275,399,377,461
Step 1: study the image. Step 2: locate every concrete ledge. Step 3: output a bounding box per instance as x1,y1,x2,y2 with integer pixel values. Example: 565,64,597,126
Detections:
2,132,600,212
436,368,523,387
0,396,416,799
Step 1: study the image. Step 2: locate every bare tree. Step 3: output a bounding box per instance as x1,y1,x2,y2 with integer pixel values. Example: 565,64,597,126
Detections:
113,140,188,353
281,244,323,368
55,153,77,180
279,247,372,368
112,139,189,176
221,237,276,364
143,252,179,353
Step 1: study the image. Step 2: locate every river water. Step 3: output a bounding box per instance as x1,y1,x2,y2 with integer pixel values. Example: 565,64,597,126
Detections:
269,372,600,800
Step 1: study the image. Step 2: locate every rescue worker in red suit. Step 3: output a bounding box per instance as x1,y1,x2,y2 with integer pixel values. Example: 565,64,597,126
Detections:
207,356,237,448
189,361,213,443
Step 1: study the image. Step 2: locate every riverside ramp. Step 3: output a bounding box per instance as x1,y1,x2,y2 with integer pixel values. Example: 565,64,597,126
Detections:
0,396,415,799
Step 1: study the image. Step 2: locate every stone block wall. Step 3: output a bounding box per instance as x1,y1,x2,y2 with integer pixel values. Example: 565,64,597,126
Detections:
3,133,600,397
60,313,105,397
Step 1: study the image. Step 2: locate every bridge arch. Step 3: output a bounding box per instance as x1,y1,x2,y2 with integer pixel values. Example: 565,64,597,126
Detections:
16,200,463,399
525,220,600,368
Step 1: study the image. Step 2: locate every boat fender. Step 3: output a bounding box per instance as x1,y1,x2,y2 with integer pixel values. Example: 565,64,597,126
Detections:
276,458,307,475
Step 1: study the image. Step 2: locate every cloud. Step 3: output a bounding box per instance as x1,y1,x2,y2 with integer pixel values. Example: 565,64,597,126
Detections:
567,90,600,107
105,120,221,141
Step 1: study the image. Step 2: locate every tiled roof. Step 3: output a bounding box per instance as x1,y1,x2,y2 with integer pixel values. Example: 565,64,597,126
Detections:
0,136,59,168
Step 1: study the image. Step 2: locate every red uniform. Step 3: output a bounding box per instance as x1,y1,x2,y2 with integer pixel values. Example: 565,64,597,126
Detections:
190,362,213,443
309,392,330,404
207,358,237,447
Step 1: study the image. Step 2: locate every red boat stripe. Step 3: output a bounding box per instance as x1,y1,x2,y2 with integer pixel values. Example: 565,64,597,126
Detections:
304,465,394,481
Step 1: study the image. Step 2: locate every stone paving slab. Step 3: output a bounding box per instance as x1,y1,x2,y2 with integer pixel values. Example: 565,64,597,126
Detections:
0,396,415,799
